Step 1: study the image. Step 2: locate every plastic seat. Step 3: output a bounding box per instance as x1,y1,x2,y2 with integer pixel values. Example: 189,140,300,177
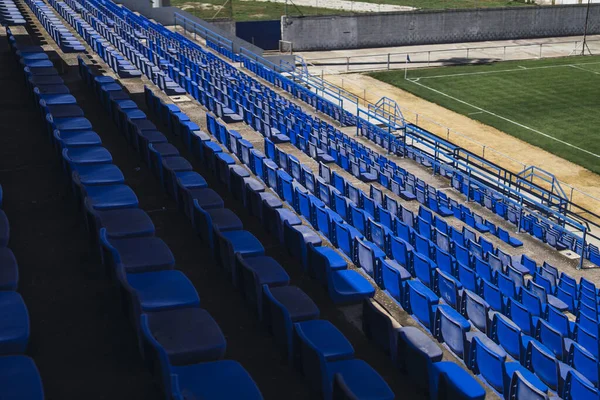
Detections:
175,171,208,206
568,342,599,388
535,318,574,361
148,143,180,177
461,289,493,334
143,308,226,365
84,184,139,211
62,147,113,174
0,356,44,400
395,326,443,390
214,230,265,284
434,304,471,359
262,285,320,359
284,223,322,270
100,229,175,275
140,317,263,400
54,130,102,150
362,298,401,356
525,339,573,393
273,208,302,244
0,292,29,355
0,248,18,291
563,369,599,400
235,254,290,318
406,279,439,330
429,361,485,400
181,187,224,220
508,370,549,400
192,201,242,248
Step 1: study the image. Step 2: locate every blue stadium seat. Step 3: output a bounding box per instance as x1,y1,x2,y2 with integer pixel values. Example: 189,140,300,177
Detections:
99,228,175,275
507,371,549,400
406,280,439,330
262,285,319,360
434,304,471,360
429,361,485,400
83,184,139,211
524,339,574,393
507,297,538,337
563,369,599,400
381,258,411,304
0,292,29,355
192,201,242,249
0,355,44,400
461,289,492,334
395,326,443,390
535,318,573,361
568,342,599,388
362,298,401,356
140,315,263,400
284,222,322,271
214,230,265,285
0,248,18,291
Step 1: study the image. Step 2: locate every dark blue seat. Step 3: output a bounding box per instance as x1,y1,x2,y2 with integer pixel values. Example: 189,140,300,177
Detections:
362,298,401,356
143,308,226,365
434,304,471,359
192,200,242,249
139,315,263,400
229,165,251,201
396,326,443,390
99,229,175,274
381,258,411,304
262,285,320,359
460,289,493,335
0,292,29,355
274,208,302,244
429,361,485,400
508,371,549,400
214,230,265,285
0,356,44,400
284,222,322,270
524,339,574,394
181,187,224,220
0,210,8,247
83,184,139,211
148,143,180,178
85,203,154,244
116,267,200,322
173,171,208,207
138,130,168,165
71,164,125,202
235,254,290,319
62,147,113,175
161,156,193,198
54,130,102,151
0,248,18,291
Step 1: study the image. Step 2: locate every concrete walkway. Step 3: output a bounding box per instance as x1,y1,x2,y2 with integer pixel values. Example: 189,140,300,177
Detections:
296,34,600,74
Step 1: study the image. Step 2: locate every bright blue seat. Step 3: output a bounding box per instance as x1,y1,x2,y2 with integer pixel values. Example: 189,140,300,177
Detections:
429,361,485,400
434,304,471,359
99,229,175,274
307,244,347,282
396,326,443,390
507,297,538,337
143,308,226,365
535,318,574,361
140,315,263,400
381,258,411,304
0,292,29,355
0,356,44,400
469,335,548,395
413,252,435,289
192,201,242,249
0,248,18,291
214,230,265,285
525,339,574,394
262,285,320,359
83,184,139,211
283,222,322,270
479,278,505,313
564,369,599,400
508,370,549,400
406,279,439,330
491,312,532,363
362,298,401,356
568,342,599,388
235,254,290,319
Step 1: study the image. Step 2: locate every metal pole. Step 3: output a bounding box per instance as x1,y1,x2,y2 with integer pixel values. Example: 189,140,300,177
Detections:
346,57,349,72
503,46,506,60
539,43,542,59
387,53,390,70
578,229,587,270
581,0,592,55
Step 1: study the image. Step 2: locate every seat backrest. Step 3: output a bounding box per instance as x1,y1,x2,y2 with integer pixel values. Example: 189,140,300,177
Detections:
526,339,560,391
434,247,453,276
497,272,518,300
461,289,489,333
536,318,566,361
458,263,477,293
435,230,450,253
414,232,432,259
546,305,571,338
332,373,360,400
417,217,432,241
407,280,438,329
487,252,503,276
355,238,377,280
469,335,507,392
413,252,435,288
522,286,544,317
480,278,504,313
508,371,549,400
506,264,525,290
568,342,599,388
496,248,512,267
521,254,537,274
474,256,493,283
333,191,350,221
450,226,464,247
377,205,392,231
534,273,554,296
437,269,460,310
576,325,600,360
350,204,366,235
563,369,599,400
507,297,535,336
434,304,470,359
492,313,523,361
389,235,410,268
454,243,469,268
577,312,599,337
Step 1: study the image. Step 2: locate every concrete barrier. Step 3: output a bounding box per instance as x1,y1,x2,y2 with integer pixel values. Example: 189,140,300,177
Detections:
281,5,600,51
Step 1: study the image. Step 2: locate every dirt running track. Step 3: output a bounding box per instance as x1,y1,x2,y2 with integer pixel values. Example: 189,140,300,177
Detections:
326,73,600,229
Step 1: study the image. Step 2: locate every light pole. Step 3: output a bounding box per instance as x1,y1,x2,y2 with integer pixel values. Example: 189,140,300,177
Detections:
581,0,592,56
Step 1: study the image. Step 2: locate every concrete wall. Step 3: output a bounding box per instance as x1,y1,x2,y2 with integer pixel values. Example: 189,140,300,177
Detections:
282,4,600,51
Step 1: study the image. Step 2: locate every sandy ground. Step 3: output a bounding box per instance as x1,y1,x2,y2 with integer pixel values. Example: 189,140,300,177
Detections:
240,0,415,12
324,73,600,227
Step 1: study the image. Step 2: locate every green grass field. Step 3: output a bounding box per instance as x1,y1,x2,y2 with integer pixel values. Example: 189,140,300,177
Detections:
369,56,600,175
171,0,529,22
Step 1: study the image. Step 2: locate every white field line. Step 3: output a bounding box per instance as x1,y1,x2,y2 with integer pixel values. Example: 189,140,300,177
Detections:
569,64,600,75
410,61,600,80
407,79,600,160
